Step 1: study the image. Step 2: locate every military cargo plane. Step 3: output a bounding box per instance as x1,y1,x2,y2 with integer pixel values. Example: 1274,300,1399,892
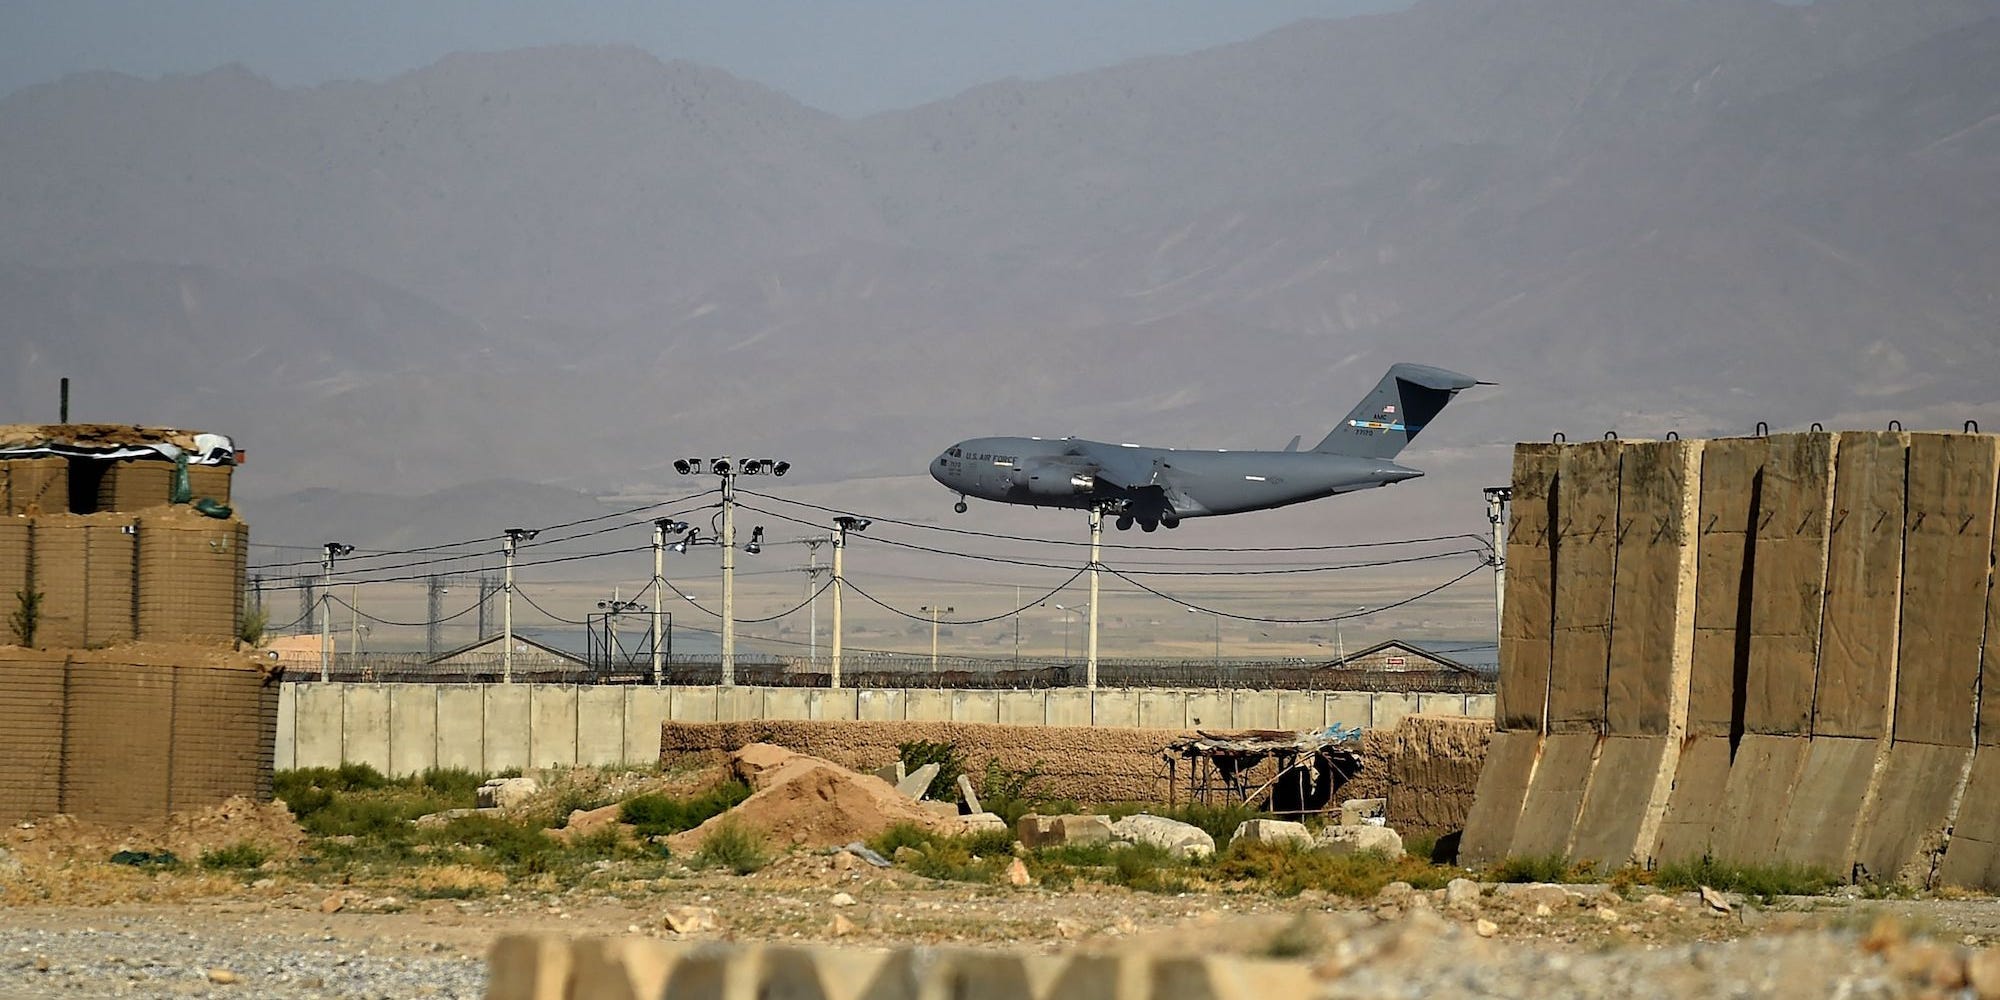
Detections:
930,363,1482,531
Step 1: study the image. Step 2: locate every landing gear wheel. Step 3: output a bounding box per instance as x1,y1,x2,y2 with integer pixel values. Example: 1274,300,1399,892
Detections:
1162,517,1180,530
953,500,968,514
1116,516,1134,531
1140,519,1159,533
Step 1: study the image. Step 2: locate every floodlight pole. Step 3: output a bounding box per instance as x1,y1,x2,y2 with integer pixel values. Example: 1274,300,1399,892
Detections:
720,463,737,687
317,543,340,682
652,520,668,685
831,529,846,688
501,528,537,684
1086,507,1102,690
921,605,953,673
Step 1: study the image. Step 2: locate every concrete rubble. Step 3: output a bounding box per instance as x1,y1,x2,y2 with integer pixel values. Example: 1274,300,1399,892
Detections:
478,777,541,810
1316,823,1405,857
1017,813,1114,849
1229,819,1314,848
1108,814,1216,859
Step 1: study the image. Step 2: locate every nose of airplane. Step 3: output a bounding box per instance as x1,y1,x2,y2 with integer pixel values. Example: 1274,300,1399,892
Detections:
930,447,958,485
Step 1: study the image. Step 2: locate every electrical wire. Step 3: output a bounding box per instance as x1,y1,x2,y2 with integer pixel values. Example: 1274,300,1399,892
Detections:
1103,560,1490,624
244,488,719,573
739,488,1493,554
326,593,485,628
840,568,1090,626
513,587,590,625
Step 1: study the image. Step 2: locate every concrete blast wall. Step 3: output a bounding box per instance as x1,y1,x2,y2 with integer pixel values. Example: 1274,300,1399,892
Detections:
1470,430,2000,887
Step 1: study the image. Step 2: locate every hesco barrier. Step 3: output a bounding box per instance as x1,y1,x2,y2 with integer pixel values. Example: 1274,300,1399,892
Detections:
27,513,137,648
186,464,232,505
0,518,27,643
135,508,248,643
486,935,1314,1000
0,644,280,826
1387,713,1493,838
0,457,68,516
95,459,177,512
1462,430,2000,889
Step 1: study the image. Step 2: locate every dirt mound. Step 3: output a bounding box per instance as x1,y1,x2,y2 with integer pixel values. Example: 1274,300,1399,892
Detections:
1,795,305,873
665,747,952,854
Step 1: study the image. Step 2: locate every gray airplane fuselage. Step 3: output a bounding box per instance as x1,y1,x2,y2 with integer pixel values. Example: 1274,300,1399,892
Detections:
931,437,1422,521
927,363,1480,530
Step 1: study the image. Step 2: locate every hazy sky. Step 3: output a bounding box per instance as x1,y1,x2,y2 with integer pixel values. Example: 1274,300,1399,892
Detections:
0,0,1409,116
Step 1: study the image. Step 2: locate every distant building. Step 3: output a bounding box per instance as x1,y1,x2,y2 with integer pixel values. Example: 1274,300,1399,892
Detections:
1322,639,1480,676
427,633,591,672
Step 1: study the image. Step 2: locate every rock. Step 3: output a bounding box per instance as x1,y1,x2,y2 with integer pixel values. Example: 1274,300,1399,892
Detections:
560,804,625,838
840,842,892,868
206,969,239,985
1006,857,1033,887
1376,881,1416,905
1492,883,1572,911
1018,813,1113,849
1443,878,1482,908
873,761,907,784
896,763,941,800
1966,947,2000,999
1110,814,1216,859
1642,893,1677,912
413,807,496,828
832,850,856,872
893,846,923,864
319,894,345,914
1340,798,1388,826
1595,906,1620,923
1315,824,1404,858
732,743,806,787
1230,819,1314,848
957,774,983,814
1698,885,1732,913
0,847,20,878
956,812,1010,835
830,892,856,907
828,914,856,937
1475,918,1499,938
662,906,719,935
476,777,541,810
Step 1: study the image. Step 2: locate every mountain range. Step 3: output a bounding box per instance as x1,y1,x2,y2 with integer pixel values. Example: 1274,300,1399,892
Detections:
2,0,1997,558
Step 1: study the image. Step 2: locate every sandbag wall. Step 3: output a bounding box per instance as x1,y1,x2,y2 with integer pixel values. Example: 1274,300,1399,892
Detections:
0,511,248,646
0,646,279,825
1461,430,2000,888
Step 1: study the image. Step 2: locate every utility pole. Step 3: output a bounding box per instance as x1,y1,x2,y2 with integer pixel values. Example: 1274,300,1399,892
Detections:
317,542,351,682
501,528,538,683
1484,486,1512,650
1014,585,1021,665
921,605,953,673
349,582,361,666
830,516,868,688
1086,507,1103,690
426,576,445,659
803,536,831,670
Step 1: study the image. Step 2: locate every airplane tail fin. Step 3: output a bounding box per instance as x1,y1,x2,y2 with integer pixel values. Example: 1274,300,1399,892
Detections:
1313,363,1481,460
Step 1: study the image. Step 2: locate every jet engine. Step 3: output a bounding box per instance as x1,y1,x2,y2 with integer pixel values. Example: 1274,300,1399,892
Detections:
1019,468,1097,497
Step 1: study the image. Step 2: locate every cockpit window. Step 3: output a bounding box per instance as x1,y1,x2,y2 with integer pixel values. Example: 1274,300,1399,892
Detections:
949,448,962,458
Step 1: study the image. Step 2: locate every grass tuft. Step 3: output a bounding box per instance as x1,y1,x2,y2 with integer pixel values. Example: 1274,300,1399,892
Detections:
692,820,770,875
198,842,270,871
1654,855,1836,901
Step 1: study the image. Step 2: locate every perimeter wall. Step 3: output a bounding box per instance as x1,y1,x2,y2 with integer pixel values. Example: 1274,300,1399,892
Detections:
275,682,1493,775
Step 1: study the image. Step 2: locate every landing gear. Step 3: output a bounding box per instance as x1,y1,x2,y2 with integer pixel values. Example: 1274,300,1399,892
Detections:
1115,515,1134,531
953,499,968,514
1162,516,1180,530
1140,519,1158,532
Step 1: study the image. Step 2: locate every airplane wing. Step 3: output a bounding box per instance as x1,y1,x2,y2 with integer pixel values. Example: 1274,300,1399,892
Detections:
1068,443,1161,491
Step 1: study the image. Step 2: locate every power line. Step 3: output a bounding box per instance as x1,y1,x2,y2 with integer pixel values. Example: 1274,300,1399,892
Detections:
739,488,1493,554
327,593,484,628
840,568,1090,626
1102,559,1489,624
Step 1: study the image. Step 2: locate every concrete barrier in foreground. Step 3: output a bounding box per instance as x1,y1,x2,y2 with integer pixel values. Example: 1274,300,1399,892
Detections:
487,935,1313,1000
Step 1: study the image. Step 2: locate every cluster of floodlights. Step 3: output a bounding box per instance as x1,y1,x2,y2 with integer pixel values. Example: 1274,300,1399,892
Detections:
659,516,765,555
672,457,790,477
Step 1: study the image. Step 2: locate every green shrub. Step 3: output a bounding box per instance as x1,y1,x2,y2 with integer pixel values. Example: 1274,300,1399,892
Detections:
237,604,269,647
416,768,485,800
898,740,964,801
1490,852,1575,884
1215,840,1447,897
692,820,770,875
199,842,270,871
428,814,557,868
978,758,1044,825
620,782,751,838
1655,855,1836,901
